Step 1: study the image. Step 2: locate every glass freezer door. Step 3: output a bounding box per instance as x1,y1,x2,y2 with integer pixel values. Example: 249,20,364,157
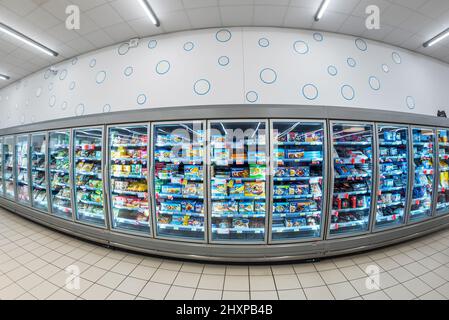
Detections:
49,131,72,220
73,128,105,226
4,136,15,199
271,121,325,241
410,128,435,222
436,129,449,215
16,135,30,205
375,125,409,229
209,121,268,242
109,125,150,233
0,138,3,196
153,122,206,241
330,123,374,236
31,133,48,211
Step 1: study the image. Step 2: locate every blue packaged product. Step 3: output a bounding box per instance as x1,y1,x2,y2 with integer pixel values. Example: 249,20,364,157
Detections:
239,202,254,213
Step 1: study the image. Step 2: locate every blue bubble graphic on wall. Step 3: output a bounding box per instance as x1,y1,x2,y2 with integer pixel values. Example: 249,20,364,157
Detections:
216,29,232,42
258,38,270,48
347,58,357,68
218,56,230,66
48,82,54,91
406,96,415,109
260,68,277,84
302,84,319,100
61,101,68,111
137,94,147,105
194,79,211,96
103,104,111,113
71,57,78,65
90,59,97,68
69,81,76,91
148,40,157,49
59,69,68,80
76,104,85,116
124,66,134,77
118,43,129,56
341,85,355,101
293,40,309,54
392,52,402,64
183,41,194,51
44,69,51,79
369,76,381,91
327,65,338,76
49,95,56,108
313,33,323,42
246,91,258,103
382,64,390,73
36,87,42,97
96,71,107,84
156,60,171,75
355,38,368,51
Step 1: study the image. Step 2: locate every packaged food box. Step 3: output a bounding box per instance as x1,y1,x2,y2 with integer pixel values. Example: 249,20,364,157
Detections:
285,218,307,228
274,185,289,196
212,179,227,197
289,184,310,196
171,215,185,226
231,168,249,178
287,149,305,159
181,201,196,212
161,184,182,195
250,165,265,179
289,201,315,213
183,183,199,196
274,168,288,177
184,165,202,179
255,201,266,213
161,202,182,212
244,182,265,197
229,182,245,196
232,219,250,229
274,149,285,159
239,202,254,213
288,132,302,142
155,149,171,160
294,167,310,177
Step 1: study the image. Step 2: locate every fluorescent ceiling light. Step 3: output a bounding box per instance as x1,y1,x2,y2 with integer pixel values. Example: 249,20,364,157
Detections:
0,22,58,57
315,0,330,21
423,28,449,48
138,0,160,27
0,74,10,81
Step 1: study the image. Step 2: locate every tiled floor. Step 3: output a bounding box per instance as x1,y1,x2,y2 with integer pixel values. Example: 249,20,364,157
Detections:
1,208,449,300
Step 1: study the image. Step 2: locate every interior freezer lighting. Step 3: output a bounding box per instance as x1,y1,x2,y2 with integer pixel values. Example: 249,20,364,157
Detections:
0,23,58,57
315,0,331,21
423,28,449,48
138,0,160,27
0,74,10,80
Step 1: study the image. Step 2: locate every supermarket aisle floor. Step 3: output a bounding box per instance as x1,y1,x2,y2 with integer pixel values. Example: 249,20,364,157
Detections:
1,208,449,300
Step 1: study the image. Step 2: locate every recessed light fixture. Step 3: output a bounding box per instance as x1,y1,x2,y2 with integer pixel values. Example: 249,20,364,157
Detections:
0,74,10,81
138,0,160,27
0,22,58,57
315,0,331,22
423,28,449,48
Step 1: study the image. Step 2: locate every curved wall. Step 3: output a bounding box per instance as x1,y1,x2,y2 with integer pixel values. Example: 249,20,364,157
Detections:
1,27,449,130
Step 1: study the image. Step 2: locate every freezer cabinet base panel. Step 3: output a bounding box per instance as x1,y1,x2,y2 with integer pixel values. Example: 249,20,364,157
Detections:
1,198,449,263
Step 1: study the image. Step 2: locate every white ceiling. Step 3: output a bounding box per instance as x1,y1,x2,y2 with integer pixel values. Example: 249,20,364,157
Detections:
1,0,449,89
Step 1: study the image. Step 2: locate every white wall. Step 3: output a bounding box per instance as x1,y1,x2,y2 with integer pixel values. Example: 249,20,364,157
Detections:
1,27,449,129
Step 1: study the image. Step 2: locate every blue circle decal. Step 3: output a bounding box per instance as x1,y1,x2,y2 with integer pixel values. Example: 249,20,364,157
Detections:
216,29,232,42
76,104,85,116
341,85,355,101
293,40,309,54
103,104,111,113
382,64,389,73
90,59,97,68
218,56,230,66
406,96,415,109
194,79,211,96
124,66,133,77
137,94,147,105
246,91,258,103
258,38,270,48
118,43,129,55
347,57,357,68
49,95,56,107
313,33,323,42
156,60,171,75
259,68,277,84
71,57,78,65
69,81,76,90
148,40,157,49
59,69,68,80
302,84,319,100
327,65,338,76
392,52,402,64
61,101,68,110
369,76,381,91
96,71,106,84
184,41,194,51
355,38,368,51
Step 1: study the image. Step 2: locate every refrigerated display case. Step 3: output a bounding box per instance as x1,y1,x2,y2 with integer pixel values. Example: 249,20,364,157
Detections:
16,135,30,205
30,133,48,211
375,125,410,229
330,123,374,236
109,125,150,233
0,137,3,196
437,129,449,215
209,120,268,242
410,128,435,222
3,136,15,200
49,130,72,219
73,128,105,226
153,122,206,241
271,121,325,241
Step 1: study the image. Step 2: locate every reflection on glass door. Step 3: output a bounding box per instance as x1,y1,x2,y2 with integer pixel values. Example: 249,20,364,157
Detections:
271,121,325,241
330,123,374,236
4,136,15,199
16,135,30,205
0,137,3,196
209,121,268,243
153,122,206,241
109,125,150,233
410,128,435,222
49,131,72,220
375,125,409,229
31,133,48,211
74,128,105,226
437,129,449,216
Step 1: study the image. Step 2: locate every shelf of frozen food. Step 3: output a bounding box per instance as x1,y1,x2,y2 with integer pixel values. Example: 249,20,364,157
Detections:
75,157,101,162
211,228,265,234
330,220,368,230
380,186,406,192
112,205,149,212
272,225,320,233
275,158,323,163
211,213,265,218
111,157,147,162
158,224,204,232
114,217,149,226
377,201,403,208
379,141,407,146
273,176,322,182
211,196,265,201
111,174,147,179
333,142,372,146
33,184,46,190
111,143,147,148
332,207,370,213
157,194,204,200
333,190,370,197
75,171,102,177
272,211,321,218
273,194,314,200
334,173,371,179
